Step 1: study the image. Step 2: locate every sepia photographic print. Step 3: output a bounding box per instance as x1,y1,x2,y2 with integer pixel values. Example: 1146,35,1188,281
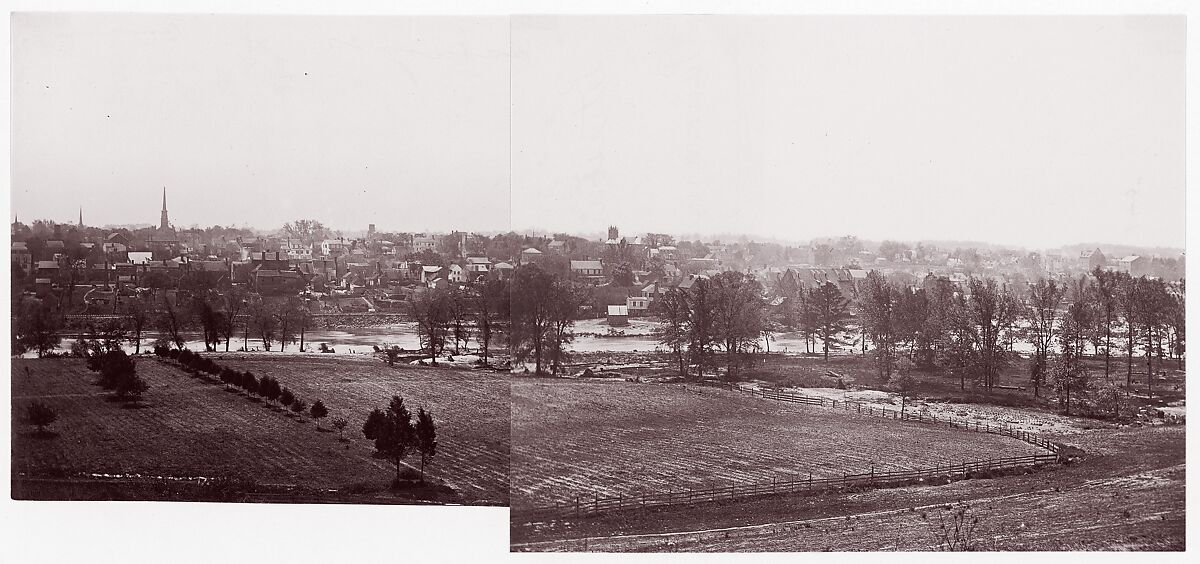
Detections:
9,13,512,507
4,3,1192,562
505,14,1186,552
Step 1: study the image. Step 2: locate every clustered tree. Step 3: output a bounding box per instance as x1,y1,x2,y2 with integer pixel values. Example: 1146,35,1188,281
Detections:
510,264,587,376
85,347,148,402
652,272,769,381
363,396,439,485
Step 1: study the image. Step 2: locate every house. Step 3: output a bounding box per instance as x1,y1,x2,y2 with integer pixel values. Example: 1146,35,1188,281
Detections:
570,259,604,279
35,260,60,280
447,263,467,284
548,240,567,253
640,282,665,299
848,268,869,289
493,261,515,280
252,266,308,295
1080,248,1107,270
283,239,313,261
306,258,342,286
607,304,629,326
11,242,31,274
248,251,290,270
127,251,154,265
106,232,131,248
626,295,650,315
519,247,543,265
102,240,128,254
190,260,232,287
465,256,492,274
420,265,445,284
1118,255,1150,277
676,273,709,290
320,238,349,257
411,234,439,254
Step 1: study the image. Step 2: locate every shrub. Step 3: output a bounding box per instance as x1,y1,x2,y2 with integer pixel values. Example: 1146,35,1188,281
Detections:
291,399,308,414
220,367,238,385
414,407,437,482
240,372,259,395
114,371,149,401
260,376,282,404
153,344,170,357
331,417,349,438
279,388,295,409
362,408,387,440
97,350,136,390
26,401,58,433
310,400,329,424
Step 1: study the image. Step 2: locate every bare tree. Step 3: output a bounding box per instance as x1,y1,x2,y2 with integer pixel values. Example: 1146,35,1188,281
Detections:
962,277,1019,390
511,264,555,375
1090,267,1120,378
546,278,587,376
157,293,191,350
247,297,278,351
221,285,249,352
469,277,509,366
1025,278,1065,398
411,287,451,365
710,271,766,381
654,288,691,378
126,293,152,354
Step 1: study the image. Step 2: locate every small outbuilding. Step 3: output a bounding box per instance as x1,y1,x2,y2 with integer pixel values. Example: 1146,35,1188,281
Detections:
607,304,629,326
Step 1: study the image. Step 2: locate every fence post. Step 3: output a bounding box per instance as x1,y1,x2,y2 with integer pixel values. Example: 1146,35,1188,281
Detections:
808,473,812,490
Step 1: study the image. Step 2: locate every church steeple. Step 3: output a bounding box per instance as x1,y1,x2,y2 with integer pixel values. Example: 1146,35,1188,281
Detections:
160,187,170,230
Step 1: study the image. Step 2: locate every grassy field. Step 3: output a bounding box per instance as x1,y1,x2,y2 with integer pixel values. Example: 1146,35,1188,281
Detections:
11,354,509,505
510,378,1043,512
212,353,509,503
512,424,1185,551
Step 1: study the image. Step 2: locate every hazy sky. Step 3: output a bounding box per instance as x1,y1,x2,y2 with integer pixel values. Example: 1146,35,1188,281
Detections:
511,16,1185,249
10,15,1185,249
11,14,510,233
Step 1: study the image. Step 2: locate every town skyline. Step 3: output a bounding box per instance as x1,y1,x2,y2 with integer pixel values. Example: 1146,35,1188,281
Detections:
12,205,1184,260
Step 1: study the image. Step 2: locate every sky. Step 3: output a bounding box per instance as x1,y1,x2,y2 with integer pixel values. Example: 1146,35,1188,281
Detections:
10,14,511,234
511,16,1185,250
9,15,1185,250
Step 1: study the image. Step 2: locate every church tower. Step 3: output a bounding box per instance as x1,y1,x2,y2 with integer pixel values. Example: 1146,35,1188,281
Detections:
160,188,170,230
